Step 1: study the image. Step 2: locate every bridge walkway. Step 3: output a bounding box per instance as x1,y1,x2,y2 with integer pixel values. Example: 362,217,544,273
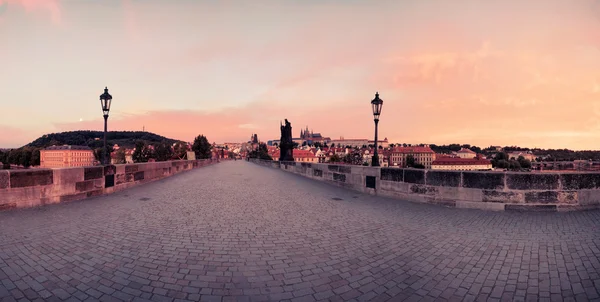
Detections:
0,161,599,301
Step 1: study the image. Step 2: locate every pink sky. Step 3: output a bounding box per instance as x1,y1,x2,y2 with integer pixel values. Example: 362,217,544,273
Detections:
1,0,600,149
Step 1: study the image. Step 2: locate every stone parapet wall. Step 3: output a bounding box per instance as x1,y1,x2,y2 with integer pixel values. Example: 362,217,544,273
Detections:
0,159,216,211
250,159,600,212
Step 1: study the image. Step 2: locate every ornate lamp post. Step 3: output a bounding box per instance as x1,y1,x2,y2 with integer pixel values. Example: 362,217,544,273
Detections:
99,87,113,165
371,92,383,167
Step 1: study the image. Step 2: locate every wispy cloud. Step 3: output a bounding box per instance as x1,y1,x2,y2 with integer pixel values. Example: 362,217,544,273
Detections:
0,0,61,23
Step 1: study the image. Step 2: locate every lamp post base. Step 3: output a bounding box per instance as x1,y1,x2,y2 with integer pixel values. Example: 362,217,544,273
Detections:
372,155,380,167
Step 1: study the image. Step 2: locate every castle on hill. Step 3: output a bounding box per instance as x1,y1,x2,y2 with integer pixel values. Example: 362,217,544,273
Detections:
299,126,330,143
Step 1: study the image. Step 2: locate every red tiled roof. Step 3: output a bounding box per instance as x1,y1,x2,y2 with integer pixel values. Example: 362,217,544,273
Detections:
294,150,316,158
457,148,476,154
380,150,392,156
271,150,315,159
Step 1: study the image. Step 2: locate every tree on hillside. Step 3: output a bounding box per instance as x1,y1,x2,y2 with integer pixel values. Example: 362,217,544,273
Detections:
30,148,41,166
509,160,521,170
329,154,342,163
93,144,114,164
258,143,272,160
406,155,416,168
132,141,149,163
192,135,212,159
8,149,20,166
495,160,509,169
114,149,126,164
1,148,38,168
154,142,174,162
343,152,363,165
93,148,102,162
27,131,181,149
491,152,509,168
173,142,188,160
142,145,155,161
517,156,532,169
19,149,32,168
249,143,272,160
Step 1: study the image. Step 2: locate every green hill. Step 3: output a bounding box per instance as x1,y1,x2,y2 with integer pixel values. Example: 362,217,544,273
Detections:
27,130,184,149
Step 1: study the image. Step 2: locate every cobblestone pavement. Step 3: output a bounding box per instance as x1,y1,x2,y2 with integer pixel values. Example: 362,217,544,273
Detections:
1,161,600,302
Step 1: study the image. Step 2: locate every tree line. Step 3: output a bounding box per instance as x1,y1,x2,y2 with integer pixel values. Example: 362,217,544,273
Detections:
491,152,532,170
0,134,213,169
96,134,213,164
0,148,41,169
248,143,273,160
27,130,180,149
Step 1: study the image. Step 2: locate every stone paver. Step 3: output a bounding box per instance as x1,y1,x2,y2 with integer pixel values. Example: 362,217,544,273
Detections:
0,161,599,301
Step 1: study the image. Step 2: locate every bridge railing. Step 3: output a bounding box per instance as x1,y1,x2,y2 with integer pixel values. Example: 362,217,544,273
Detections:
249,158,600,212
0,159,216,211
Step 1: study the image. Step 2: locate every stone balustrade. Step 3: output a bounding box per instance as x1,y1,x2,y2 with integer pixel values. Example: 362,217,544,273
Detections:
250,159,600,211
0,159,216,211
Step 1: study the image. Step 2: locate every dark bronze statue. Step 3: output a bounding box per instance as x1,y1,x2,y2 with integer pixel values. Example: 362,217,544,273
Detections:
279,119,294,161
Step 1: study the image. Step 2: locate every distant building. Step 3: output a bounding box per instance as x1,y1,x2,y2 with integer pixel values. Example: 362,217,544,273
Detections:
299,126,331,143
315,148,327,163
329,137,369,148
508,152,536,162
390,146,436,168
40,145,95,168
368,137,389,148
431,157,492,171
329,137,389,148
271,149,317,162
456,148,477,159
223,142,242,150
293,149,317,163
213,148,229,159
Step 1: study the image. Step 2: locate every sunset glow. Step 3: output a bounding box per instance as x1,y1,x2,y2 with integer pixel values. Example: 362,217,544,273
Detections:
1,0,600,149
